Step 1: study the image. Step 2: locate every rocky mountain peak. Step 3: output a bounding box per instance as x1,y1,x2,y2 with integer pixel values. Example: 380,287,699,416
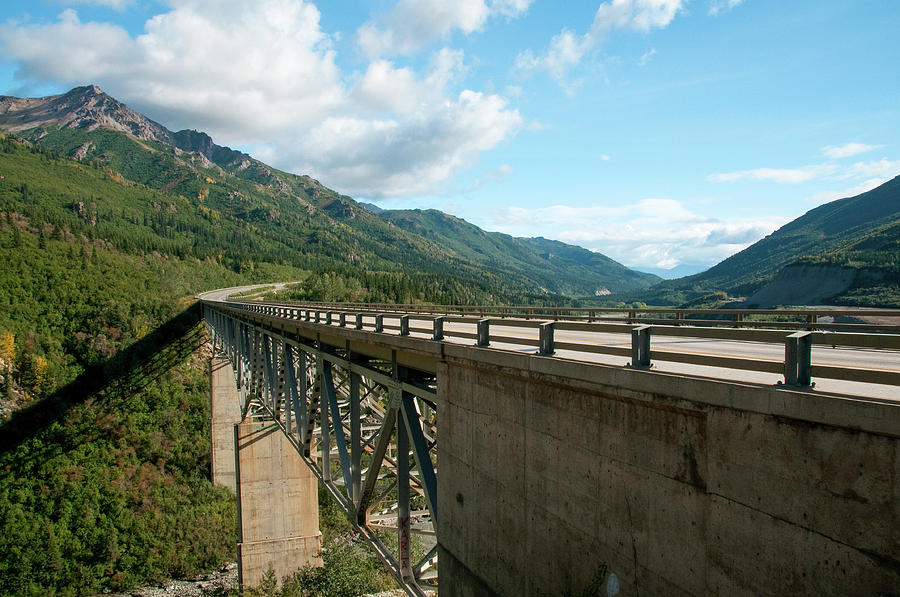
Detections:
0,85,252,170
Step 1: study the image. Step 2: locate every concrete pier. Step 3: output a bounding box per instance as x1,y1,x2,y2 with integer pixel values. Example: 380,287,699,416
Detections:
210,357,242,491
235,421,322,588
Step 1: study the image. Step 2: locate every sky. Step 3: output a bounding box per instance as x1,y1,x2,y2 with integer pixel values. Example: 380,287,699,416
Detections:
1,0,898,276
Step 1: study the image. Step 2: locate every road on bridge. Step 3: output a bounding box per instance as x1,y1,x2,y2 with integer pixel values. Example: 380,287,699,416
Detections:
384,316,900,401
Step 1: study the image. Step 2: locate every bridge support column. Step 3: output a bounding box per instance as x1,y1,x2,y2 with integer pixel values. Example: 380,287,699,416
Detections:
235,420,322,588
210,357,242,491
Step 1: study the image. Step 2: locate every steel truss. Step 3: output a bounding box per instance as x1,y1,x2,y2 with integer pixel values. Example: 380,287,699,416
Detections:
204,306,438,595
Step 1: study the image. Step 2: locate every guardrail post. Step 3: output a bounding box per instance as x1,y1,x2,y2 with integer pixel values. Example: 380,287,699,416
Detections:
784,331,812,386
315,311,321,323
400,315,410,336
630,325,651,369
326,311,334,325
355,313,363,330
477,319,490,347
539,321,555,355
339,312,347,327
375,314,384,333
432,316,446,341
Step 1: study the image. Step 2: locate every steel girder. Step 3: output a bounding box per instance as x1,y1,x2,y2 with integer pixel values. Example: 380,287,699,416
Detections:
204,305,439,595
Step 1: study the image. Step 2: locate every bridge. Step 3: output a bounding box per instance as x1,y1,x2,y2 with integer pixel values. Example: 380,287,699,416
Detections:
200,290,900,596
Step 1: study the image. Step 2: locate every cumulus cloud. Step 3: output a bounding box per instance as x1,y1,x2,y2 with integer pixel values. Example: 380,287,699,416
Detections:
821,142,883,159
491,198,786,269
516,0,683,85
357,0,533,58
0,1,522,199
296,89,521,197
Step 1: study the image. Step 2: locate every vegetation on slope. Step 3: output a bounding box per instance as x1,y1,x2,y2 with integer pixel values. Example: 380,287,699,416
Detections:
0,139,301,595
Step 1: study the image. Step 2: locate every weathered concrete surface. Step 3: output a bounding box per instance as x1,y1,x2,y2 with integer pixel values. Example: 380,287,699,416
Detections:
436,349,900,597
236,421,321,588
210,357,242,491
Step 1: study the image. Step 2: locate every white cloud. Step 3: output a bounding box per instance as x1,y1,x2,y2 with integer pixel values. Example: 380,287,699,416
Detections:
821,142,883,159
491,198,786,269
804,178,891,206
516,0,683,85
357,0,533,58
295,90,521,197
639,48,657,66
842,158,900,179
58,0,134,9
708,165,838,184
467,164,515,192
600,154,612,161
709,156,899,192
708,0,744,16
0,2,522,199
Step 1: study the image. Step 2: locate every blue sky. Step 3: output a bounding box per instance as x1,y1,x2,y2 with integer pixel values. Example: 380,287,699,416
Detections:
1,0,898,275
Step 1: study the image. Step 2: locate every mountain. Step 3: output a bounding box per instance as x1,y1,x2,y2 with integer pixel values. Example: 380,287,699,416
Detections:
0,85,657,299
635,176,900,306
370,208,659,295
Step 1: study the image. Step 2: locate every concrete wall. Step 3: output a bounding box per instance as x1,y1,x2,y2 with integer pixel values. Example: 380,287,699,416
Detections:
235,421,322,588
436,349,900,597
210,357,242,491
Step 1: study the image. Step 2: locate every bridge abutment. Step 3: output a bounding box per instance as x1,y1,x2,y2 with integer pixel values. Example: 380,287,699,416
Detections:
436,351,900,597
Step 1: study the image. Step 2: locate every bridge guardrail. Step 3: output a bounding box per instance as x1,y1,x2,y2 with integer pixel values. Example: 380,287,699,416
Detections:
233,298,900,332
203,300,900,392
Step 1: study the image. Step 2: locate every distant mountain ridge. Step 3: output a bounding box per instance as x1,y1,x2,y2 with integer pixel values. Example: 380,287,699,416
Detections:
0,84,659,298
636,175,900,306
369,207,658,296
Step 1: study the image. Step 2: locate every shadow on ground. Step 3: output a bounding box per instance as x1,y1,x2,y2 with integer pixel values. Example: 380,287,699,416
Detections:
0,302,205,455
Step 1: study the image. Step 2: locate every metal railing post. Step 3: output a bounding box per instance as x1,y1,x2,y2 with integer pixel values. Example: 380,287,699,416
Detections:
339,312,347,327
538,321,555,355
477,319,490,347
631,325,651,368
785,331,812,386
400,315,410,336
375,314,384,333
432,316,446,341
355,313,364,330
